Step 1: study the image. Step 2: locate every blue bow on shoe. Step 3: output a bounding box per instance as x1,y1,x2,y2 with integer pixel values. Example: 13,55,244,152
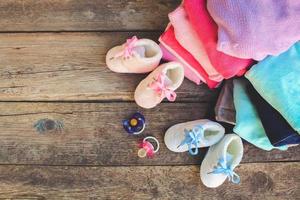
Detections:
178,125,204,155
209,156,240,184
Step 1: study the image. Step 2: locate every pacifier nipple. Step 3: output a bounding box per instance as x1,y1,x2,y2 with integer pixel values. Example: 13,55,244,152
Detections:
138,148,148,158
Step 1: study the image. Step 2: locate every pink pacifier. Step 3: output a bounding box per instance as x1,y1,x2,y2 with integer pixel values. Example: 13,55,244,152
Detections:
138,136,160,158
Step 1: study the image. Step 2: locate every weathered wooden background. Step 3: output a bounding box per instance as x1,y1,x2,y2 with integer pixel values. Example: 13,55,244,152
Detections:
0,0,299,199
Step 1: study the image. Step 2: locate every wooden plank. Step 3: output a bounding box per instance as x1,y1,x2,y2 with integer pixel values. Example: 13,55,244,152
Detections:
0,32,216,102
0,102,298,166
0,163,299,199
0,0,180,32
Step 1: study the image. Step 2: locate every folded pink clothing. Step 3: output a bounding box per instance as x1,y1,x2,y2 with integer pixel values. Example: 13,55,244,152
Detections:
183,0,253,78
169,6,223,82
159,25,220,89
159,43,202,85
207,0,300,60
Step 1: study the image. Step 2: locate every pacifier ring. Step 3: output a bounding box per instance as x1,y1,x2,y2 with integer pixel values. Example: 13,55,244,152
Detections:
133,122,146,135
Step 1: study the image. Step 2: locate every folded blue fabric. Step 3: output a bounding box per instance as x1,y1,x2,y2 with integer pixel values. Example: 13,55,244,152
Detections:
245,42,300,134
247,81,300,147
233,79,287,151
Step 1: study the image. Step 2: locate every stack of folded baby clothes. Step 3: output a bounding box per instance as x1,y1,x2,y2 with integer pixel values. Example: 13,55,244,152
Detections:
161,0,300,150
160,0,300,150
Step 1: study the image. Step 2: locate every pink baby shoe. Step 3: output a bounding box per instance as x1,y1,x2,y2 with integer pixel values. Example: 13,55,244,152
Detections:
106,36,162,73
134,62,184,109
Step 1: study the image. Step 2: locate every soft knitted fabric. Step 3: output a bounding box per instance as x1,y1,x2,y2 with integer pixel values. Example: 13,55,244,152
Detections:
169,6,223,82
159,43,202,85
247,81,300,147
245,42,300,134
207,0,300,60
183,0,253,78
159,26,220,88
233,79,287,151
215,80,236,125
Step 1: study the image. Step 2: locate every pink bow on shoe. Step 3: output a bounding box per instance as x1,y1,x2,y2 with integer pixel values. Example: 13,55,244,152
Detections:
149,73,177,101
114,36,138,59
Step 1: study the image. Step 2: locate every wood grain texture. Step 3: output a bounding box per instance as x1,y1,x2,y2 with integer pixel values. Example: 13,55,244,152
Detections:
0,1,298,199
0,102,298,166
0,32,216,102
0,163,299,199
0,0,180,32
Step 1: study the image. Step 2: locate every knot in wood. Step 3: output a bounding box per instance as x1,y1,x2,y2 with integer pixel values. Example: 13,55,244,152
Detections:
44,119,55,130
251,171,274,192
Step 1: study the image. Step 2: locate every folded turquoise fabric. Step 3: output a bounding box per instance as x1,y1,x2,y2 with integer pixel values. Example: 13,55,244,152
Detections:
233,79,287,151
245,42,300,134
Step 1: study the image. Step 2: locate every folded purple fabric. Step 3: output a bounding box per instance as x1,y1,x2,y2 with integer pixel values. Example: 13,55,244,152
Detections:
207,0,300,60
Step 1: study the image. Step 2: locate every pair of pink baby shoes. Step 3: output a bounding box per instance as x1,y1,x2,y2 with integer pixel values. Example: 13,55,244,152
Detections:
106,36,185,109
